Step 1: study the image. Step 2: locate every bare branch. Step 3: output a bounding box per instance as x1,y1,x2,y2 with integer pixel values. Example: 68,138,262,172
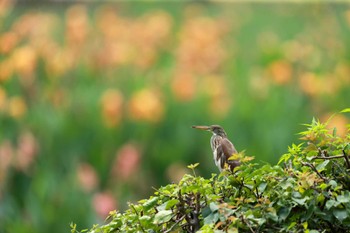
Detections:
311,154,346,160
343,150,350,169
301,162,328,182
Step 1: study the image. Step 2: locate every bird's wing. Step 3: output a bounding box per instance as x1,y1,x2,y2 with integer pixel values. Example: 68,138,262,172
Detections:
217,138,239,170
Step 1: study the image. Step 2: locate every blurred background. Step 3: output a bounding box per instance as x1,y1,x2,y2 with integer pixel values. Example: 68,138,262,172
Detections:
0,1,349,232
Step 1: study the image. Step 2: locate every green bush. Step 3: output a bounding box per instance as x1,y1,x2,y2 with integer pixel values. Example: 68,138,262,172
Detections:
73,112,350,232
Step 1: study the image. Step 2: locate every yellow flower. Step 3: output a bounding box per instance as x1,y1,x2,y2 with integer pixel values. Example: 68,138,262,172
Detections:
0,87,7,111
8,96,27,119
298,72,320,97
12,46,37,77
128,89,164,123
100,89,123,128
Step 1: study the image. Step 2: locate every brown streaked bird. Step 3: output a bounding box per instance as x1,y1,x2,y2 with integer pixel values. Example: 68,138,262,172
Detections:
192,125,240,172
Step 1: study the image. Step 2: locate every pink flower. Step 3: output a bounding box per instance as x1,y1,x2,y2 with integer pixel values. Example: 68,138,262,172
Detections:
112,143,141,181
93,191,117,219
77,162,99,193
15,131,37,173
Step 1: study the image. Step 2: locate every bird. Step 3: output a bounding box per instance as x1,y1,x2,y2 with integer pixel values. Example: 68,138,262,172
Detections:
192,125,240,172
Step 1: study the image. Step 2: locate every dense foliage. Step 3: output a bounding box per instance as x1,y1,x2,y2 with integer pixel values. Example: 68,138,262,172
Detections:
73,113,350,232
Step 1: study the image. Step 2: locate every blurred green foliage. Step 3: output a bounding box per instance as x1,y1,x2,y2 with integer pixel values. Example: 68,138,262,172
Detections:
0,2,349,233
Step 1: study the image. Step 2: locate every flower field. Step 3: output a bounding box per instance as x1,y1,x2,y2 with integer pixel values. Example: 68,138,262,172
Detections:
0,2,349,232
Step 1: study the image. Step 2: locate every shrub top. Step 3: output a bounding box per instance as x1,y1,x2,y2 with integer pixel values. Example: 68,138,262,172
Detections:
72,114,350,233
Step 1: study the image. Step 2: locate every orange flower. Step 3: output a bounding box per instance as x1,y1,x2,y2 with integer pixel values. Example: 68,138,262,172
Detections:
100,89,123,128
335,62,350,85
8,96,27,119
321,113,349,137
95,5,120,40
0,58,14,81
77,163,99,193
0,31,19,54
132,11,172,69
171,72,197,101
128,89,164,122
175,16,228,75
65,4,89,46
267,60,292,85
0,0,13,18
298,72,320,97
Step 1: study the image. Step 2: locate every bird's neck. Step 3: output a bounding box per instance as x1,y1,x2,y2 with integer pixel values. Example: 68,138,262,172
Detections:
213,132,227,138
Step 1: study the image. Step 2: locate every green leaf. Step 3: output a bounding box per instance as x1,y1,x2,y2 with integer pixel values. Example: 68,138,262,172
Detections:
143,197,159,212
337,192,350,203
292,196,308,206
333,208,348,222
333,127,337,137
139,215,151,223
278,206,291,222
198,224,215,233
340,108,350,113
153,210,173,224
278,153,291,165
315,160,329,172
308,230,320,233
258,182,267,193
301,202,315,221
203,212,219,225
325,199,338,210
209,202,219,212
187,163,199,169
280,178,294,190
319,183,328,190
287,222,297,230
329,180,338,188
266,211,278,222
165,199,179,209
157,199,179,211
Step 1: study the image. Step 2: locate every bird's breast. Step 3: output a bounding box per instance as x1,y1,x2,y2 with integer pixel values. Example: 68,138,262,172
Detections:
210,135,222,170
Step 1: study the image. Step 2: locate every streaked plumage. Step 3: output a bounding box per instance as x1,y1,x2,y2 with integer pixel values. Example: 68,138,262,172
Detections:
192,125,240,172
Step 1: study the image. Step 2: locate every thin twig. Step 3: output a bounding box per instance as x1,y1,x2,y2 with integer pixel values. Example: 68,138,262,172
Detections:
301,162,328,182
343,150,350,169
164,215,186,233
130,204,146,233
312,150,350,169
254,180,260,199
240,216,256,233
311,154,346,160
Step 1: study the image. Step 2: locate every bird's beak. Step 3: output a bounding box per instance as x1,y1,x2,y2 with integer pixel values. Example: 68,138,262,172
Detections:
192,125,211,131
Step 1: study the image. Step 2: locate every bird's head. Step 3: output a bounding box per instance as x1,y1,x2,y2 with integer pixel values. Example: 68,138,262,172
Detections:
192,125,227,137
